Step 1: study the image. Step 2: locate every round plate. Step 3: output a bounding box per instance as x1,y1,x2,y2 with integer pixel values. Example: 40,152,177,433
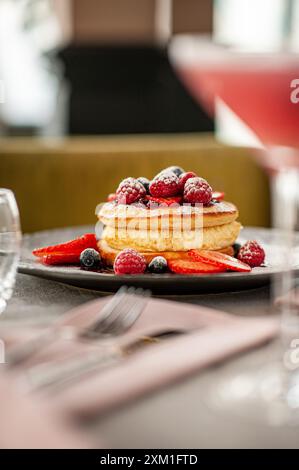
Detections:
19,226,299,294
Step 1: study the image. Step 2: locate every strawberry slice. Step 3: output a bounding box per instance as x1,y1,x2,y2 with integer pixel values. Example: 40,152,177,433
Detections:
107,193,117,202
41,253,81,265
189,250,251,272
168,259,226,274
145,195,182,206
32,233,98,258
212,191,225,202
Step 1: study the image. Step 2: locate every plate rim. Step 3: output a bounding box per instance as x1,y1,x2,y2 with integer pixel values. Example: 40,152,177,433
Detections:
18,225,295,292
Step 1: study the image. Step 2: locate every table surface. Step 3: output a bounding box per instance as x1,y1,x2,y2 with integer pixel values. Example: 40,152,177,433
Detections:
3,271,299,449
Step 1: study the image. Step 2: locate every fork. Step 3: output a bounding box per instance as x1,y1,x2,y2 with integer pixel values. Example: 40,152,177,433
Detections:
6,286,149,368
24,287,150,391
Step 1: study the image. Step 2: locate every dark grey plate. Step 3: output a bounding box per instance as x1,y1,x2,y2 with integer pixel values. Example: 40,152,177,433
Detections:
18,225,299,294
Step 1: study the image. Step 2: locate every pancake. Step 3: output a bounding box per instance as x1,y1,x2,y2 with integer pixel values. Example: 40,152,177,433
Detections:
98,200,238,229
98,239,235,266
98,198,241,267
101,221,241,253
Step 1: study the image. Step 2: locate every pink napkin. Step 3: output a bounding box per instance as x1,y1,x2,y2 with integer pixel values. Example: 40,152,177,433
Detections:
3,297,279,419
0,373,92,448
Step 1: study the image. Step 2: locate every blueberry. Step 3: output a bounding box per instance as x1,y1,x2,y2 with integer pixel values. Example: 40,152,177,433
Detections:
137,177,150,194
80,248,101,269
164,166,185,177
233,243,241,258
148,256,168,274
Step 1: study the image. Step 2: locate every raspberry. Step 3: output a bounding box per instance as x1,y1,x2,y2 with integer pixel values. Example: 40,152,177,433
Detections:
237,240,265,267
116,178,146,205
149,171,179,198
178,171,197,193
114,248,147,275
183,177,212,205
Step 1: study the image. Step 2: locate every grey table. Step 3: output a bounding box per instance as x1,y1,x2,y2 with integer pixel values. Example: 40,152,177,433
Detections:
3,273,299,448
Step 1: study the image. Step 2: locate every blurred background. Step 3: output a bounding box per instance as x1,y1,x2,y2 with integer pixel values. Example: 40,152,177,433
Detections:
0,0,215,136
0,0,273,232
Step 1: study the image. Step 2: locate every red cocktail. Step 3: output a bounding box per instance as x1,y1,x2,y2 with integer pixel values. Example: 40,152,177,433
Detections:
171,36,299,425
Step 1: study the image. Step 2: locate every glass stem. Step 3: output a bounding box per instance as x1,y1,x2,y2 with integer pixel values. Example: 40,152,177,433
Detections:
272,167,299,398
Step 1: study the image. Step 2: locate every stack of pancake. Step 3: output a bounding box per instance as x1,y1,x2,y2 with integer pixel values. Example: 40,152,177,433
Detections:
97,200,241,265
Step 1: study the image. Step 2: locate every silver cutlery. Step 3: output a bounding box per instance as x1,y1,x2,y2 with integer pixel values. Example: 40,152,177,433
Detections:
24,287,151,391
6,286,149,368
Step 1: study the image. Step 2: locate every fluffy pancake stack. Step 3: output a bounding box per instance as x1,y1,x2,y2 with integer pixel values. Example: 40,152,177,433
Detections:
97,200,241,265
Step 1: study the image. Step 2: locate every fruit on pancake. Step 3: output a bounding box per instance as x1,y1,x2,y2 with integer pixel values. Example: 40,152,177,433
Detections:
116,177,146,205
148,256,168,273
32,233,98,258
114,248,147,275
183,177,212,205
137,177,150,194
107,193,117,202
178,171,197,192
80,248,101,270
168,259,226,274
212,191,225,202
97,166,245,275
149,171,179,198
189,250,251,272
145,195,182,206
41,253,82,265
233,242,242,257
164,166,185,177
237,240,265,267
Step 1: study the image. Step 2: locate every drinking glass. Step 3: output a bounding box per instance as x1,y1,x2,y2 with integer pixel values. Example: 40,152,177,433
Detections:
0,189,21,314
170,35,299,425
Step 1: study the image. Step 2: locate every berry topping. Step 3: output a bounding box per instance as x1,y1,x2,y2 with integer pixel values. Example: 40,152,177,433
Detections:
116,177,146,205
32,233,98,258
163,166,185,177
130,200,148,209
178,171,197,193
189,250,251,272
168,259,226,274
232,242,242,258
41,253,82,265
212,191,225,202
145,195,182,206
114,248,147,275
137,177,150,194
80,248,101,270
107,193,117,202
148,256,168,274
183,177,212,205
237,240,265,267
149,171,179,198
